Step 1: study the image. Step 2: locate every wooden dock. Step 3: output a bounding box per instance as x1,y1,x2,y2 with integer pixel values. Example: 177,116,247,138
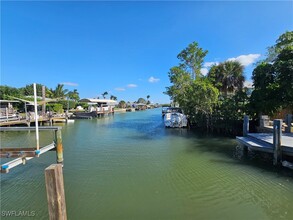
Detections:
236,133,293,156
236,115,293,167
0,115,70,127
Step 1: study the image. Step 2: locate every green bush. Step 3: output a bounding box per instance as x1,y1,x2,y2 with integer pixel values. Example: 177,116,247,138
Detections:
58,100,76,110
47,104,64,114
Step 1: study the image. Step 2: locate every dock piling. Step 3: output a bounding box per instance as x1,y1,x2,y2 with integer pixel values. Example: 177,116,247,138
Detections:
45,164,67,220
243,115,249,137
55,129,64,164
273,119,282,166
285,114,292,133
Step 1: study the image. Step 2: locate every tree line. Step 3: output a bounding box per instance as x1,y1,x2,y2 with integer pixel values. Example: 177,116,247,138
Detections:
0,84,79,101
117,95,151,108
165,31,293,135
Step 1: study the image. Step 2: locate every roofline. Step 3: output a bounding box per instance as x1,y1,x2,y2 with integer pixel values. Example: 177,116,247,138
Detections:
0,100,20,103
79,98,117,103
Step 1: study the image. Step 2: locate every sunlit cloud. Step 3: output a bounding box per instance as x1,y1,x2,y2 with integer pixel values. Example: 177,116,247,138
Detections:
148,76,160,83
203,62,219,68
115,88,125,91
127,84,137,88
227,54,261,67
60,82,78,86
200,68,209,76
244,80,253,88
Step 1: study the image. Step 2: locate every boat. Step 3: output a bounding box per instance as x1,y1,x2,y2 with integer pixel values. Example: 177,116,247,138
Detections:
164,108,188,128
72,111,97,119
162,107,182,117
162,107,169,117
72,98,116,119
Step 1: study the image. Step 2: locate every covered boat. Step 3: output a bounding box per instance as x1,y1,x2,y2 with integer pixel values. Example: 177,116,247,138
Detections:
73,98,116,119
164,108,188,128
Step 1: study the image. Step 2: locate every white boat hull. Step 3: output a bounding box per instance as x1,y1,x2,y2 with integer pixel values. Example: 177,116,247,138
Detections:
164,113,188,128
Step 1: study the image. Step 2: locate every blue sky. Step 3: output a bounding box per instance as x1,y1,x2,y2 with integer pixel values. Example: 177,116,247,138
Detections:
1,1,292,103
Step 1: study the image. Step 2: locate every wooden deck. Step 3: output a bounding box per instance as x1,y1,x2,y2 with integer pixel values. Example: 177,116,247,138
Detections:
236,133,293,156
0,117,51,127
0,116,70,126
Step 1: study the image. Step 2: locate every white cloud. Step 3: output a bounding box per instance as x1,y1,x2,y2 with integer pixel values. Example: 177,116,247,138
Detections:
200,68,209,76
227,54,261,67
115,88,125,91
204,62,219,68
244,80,253,88
60,82,78,86
148,76,160,83
127,84,137,88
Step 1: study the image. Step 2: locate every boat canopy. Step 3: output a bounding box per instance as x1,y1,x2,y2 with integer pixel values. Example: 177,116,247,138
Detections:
79,98,117,105
0,100,20,103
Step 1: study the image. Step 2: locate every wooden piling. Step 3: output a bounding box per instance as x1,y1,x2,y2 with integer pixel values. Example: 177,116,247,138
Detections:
45,164,67,220
55,129,64,164
273,119,282,166
243,115,249,137
285,114,292,133
42,85,46,116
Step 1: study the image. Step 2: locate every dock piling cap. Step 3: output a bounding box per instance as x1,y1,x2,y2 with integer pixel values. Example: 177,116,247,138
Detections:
1,165,9,170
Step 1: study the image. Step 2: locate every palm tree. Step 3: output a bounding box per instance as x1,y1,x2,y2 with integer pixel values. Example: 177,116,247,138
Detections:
146,95,150,104
102,91,108,99
67,89,80,102
207,61,244,95
52,84,68,99
110,95,117,101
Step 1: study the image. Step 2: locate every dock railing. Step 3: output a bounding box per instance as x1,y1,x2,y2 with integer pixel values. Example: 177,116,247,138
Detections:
259,114,292,133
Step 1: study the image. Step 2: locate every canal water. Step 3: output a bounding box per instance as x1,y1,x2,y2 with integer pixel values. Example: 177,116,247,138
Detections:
1,108,293,220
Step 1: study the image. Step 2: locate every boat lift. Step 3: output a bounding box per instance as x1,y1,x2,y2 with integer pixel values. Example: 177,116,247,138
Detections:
0,83,64,173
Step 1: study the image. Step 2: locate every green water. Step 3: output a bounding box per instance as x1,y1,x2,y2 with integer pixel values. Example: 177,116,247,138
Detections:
1,109,293,220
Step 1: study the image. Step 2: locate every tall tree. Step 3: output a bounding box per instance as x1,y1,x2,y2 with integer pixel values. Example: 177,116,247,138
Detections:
250,31,293,116
274,46,293,109
51,84,68,99
177,42,208,79
67,89,80,102
146,95,150,104
249,62,278,116
207,61,244,95
165,66,192,104
251,62,275,90
265,30,293,62
0,85,22,99
21,83,47,97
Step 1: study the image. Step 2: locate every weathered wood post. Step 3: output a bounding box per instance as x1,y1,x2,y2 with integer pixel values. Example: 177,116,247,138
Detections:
242,115,249,157
55,129,64,164
6,107,8,121
45,164,67,220
273,119,282,166
285,114,292,133
42,85,46,117
243,115,249,137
